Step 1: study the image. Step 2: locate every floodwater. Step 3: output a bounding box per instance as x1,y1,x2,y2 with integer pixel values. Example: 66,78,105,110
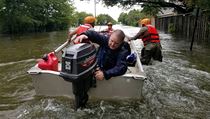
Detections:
0,25,210,119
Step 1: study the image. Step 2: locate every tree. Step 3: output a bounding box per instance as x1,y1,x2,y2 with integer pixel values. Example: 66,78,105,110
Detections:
96,14,116,25
101,0,207,14
0,0,75,34
118,9,148,26
141,3,162,16
71,12,93,26
118,13,128,25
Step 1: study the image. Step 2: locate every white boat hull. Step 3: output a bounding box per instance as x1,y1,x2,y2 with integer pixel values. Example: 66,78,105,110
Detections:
27,41,146,99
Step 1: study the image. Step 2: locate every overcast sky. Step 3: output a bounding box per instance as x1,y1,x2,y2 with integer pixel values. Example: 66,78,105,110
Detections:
72,0,140,21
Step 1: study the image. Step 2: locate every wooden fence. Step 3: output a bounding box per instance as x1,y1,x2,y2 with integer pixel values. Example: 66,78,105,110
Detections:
155,13,210,42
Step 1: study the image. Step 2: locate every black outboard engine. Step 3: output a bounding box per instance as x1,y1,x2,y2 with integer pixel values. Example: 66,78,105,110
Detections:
60,43,97,109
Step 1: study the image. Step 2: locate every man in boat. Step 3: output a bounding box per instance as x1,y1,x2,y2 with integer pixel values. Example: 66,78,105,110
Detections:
75,30,130,80
100,22,114,36
72,30,130,109
67,16,96,43
129,18,162,65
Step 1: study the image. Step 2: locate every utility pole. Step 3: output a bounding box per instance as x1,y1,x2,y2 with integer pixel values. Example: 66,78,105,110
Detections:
80,0,98,17
94,0,96,17
190,8,199,51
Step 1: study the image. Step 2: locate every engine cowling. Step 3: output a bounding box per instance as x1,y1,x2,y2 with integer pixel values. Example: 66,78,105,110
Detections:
60,43,97,82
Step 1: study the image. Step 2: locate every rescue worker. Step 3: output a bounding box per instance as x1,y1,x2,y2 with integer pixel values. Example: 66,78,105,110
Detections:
101,22,114,36
75,30,130,80
129,18,162,65
67,16,96,43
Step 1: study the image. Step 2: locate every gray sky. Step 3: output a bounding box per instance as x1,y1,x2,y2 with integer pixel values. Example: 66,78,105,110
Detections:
72,0,139,20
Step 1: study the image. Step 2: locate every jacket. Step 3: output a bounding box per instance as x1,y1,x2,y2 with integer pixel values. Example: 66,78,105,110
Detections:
82,30,130,80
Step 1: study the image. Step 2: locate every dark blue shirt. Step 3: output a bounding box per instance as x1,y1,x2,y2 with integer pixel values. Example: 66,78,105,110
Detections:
83,30,130,80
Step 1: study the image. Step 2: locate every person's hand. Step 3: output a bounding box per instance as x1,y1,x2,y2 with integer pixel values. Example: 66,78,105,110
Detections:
74,34,88,44
94,69,105,80
67,38,71,43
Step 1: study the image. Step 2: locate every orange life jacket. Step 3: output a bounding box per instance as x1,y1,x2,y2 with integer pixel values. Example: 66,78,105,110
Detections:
142,25,160,45
76,24,92,36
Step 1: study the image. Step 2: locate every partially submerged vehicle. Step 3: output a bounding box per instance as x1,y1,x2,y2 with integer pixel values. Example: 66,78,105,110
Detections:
27,36,147,108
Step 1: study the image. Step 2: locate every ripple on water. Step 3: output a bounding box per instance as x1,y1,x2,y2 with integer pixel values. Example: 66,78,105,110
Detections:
0,59,35,113
142,40,210,118
4,97,153,119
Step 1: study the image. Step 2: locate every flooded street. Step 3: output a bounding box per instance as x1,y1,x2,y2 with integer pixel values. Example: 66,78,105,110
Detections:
143,33,210,119
0,25,210,119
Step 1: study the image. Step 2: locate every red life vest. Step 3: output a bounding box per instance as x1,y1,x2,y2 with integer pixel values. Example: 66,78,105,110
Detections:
101,28,113,36
109,28,114,35
142,25,160,45
75,24,93,44
76,24,92,36
107,28,113,33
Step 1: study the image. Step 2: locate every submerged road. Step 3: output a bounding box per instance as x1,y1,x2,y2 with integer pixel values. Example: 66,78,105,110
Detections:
0,25,210,119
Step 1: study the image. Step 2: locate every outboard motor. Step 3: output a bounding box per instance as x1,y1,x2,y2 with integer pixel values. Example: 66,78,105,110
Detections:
60,43,97,109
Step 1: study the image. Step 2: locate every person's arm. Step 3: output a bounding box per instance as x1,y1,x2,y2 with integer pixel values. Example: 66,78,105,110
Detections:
67,27,79,42
130,27,148,40
103,49,130,80
75,30,108,46
101,28,108,32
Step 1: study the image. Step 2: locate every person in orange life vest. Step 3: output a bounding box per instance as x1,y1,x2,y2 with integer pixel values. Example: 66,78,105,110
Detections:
129,18,162,65
67,16,96,43
101,22,114,36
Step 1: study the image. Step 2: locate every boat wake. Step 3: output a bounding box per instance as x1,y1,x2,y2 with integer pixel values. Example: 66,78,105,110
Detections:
0,59,36,67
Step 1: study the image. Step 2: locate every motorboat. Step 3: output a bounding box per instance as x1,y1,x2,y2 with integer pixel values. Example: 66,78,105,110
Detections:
28,40,146,99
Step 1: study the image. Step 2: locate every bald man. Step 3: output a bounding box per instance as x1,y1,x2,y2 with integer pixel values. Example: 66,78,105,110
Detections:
75,30,130,80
